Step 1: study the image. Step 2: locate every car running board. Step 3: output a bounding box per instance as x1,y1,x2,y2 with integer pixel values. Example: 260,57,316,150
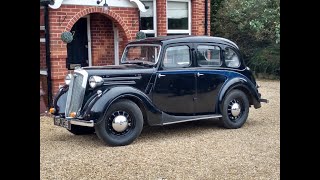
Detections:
162,113,222,125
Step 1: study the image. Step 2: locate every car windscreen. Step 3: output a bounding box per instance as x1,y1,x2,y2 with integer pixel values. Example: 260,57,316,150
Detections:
121,44,161,65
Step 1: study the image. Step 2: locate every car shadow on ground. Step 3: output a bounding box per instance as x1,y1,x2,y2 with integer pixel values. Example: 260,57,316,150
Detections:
141,118,221,136
48,118,222,146
47,117,262,147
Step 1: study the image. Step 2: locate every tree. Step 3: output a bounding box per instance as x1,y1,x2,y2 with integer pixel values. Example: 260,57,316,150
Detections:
211,0,280,77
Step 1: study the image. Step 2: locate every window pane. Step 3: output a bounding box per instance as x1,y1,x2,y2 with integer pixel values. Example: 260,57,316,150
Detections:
167,2,188,30
140,1,154,30
163,46,190,68
224,48,240,68
141,17,153,30
146,33,155,37
197,45,221,66
122,45,161,64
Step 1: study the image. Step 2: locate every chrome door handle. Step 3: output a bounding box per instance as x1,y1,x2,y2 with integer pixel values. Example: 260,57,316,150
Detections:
197,72,204,77
158,74,166,78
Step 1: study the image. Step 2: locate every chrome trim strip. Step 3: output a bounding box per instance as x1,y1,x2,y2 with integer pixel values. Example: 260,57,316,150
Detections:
103,76,141,81
103,81,136,85
70,119,94,127
163,115,222,125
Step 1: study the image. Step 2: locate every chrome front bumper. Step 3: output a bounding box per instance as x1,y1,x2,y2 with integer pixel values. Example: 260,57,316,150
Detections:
54,116,94,130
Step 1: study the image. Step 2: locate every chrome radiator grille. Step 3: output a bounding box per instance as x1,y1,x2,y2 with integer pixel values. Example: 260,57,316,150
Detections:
65,70,88,117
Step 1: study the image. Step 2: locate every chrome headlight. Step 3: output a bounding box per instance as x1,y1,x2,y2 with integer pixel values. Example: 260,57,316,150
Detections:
65,74,72,85
89,76,104,88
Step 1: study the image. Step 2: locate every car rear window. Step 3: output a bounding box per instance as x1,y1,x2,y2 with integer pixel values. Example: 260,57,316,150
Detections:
196,45,221,67
224,48,240,68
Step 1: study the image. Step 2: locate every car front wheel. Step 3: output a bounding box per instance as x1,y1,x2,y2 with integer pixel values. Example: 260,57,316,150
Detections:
220,89,249,129
95,99,143,146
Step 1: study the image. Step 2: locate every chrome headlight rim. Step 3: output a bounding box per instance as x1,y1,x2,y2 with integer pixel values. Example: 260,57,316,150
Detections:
65,74,72,85
89,76,104,88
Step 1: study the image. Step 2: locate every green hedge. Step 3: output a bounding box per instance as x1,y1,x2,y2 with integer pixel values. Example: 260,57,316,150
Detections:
247,44,280,79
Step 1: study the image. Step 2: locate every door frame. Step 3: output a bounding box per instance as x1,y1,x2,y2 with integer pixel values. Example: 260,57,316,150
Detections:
113,22,119,65
84,15,92,66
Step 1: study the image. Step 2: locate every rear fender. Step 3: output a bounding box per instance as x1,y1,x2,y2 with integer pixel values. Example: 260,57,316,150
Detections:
218,77,261,113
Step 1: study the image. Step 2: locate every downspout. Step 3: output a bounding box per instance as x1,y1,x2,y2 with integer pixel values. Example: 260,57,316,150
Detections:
204,0,208,35
44,5,53,107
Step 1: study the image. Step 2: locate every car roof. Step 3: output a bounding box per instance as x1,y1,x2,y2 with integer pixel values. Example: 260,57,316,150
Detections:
128,35,239,49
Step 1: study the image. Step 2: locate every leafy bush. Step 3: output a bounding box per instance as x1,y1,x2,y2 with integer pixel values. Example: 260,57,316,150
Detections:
248,44,280,78
211,0,280,78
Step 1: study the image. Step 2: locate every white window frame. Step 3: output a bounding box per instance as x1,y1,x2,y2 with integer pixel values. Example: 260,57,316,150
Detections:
167,0,191,35
140,0,157,37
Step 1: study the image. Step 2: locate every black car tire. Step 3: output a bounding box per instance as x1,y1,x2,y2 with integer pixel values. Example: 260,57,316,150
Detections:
220,89,249,129
95,99,143,146
67,125,95,135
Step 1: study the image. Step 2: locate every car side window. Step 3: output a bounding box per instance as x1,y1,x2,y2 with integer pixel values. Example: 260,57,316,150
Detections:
224,47,240,68
163,46,190,68
196,45,221,66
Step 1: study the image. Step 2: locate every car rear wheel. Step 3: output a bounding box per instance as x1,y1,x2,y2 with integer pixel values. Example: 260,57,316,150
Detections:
220,89,249,129
95,99,143,146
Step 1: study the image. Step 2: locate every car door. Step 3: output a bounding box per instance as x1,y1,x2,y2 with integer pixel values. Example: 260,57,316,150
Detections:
152,44,196,116
194,44,228,114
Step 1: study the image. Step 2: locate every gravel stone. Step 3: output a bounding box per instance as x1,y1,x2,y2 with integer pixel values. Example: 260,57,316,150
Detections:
40,80,280,180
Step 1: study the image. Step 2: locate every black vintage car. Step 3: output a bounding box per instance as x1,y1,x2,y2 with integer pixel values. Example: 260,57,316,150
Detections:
50,35,268,146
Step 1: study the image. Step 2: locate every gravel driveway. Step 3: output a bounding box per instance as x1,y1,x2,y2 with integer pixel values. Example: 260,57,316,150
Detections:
40,80,280,180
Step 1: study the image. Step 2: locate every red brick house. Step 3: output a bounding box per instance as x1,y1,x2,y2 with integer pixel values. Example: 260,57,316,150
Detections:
40,0,210,110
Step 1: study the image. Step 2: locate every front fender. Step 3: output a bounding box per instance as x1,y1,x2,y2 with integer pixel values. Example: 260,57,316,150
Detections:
88,86,162,125
53,85,69,115
218,77,261,111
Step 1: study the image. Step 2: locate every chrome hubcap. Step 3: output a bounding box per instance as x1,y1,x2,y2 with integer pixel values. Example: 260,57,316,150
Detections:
112,115,128,132
107,111,133,136
227,99,243,120
231,103,241,117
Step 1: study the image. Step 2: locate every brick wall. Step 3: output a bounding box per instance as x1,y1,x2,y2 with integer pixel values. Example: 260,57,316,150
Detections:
40,8,44,26
156,0,167,36
191,0,211,36
40,43,46,69
90,13,114,66
46,5,139,93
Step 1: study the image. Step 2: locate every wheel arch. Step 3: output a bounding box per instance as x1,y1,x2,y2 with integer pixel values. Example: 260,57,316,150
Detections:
217,78,260,113
89,86,162,125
